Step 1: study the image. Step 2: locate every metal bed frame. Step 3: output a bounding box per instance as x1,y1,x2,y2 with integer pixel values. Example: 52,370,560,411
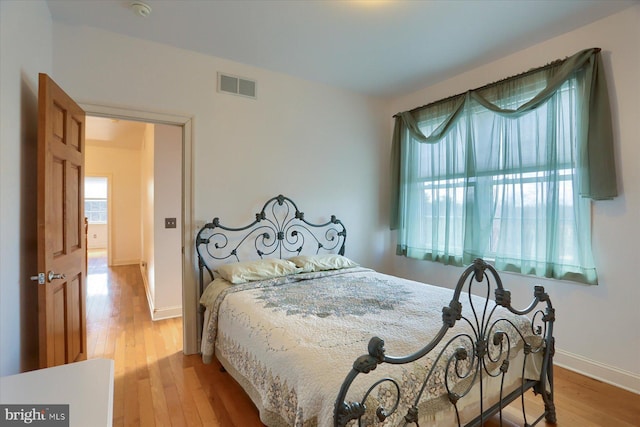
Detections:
195,195,556,427
334,258,557,427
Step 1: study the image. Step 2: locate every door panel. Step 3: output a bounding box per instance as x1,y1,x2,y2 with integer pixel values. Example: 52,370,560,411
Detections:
52,158,65,256
68,274,82,361
69,116,81,151
69,164,81,250
52,284,66,365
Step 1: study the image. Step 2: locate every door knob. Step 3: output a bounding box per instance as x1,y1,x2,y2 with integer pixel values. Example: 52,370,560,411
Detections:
47,271,66,282
30,271,66,284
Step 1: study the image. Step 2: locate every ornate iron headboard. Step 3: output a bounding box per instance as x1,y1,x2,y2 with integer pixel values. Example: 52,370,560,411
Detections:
195,194,347,310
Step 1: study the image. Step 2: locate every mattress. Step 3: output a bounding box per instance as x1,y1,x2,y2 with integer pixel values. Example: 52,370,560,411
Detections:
200,267,542,427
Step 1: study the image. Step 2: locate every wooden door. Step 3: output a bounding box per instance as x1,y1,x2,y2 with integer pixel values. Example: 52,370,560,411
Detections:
37,73,87,368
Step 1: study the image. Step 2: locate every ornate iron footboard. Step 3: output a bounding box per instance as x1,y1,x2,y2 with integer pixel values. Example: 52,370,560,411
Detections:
195,195,347,338
334,258,556,427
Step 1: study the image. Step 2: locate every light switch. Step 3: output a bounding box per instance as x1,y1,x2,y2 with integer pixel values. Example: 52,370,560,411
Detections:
165,218,177,229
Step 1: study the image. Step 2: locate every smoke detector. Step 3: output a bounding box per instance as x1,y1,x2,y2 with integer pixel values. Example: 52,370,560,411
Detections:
131,2,152,17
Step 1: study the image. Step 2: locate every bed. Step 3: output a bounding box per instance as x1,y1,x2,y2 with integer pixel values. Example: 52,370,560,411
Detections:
196,195,556,427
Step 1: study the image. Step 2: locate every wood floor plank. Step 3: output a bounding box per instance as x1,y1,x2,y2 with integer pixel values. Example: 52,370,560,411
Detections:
168,350,203,427
184,366,221,426
112,325,126,425
164,383,188,427
146,356,171,427
137,377,156,427
123,330,141,426
85,250,640,427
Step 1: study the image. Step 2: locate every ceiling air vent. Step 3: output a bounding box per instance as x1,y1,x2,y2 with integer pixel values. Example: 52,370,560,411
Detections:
218,73,257,99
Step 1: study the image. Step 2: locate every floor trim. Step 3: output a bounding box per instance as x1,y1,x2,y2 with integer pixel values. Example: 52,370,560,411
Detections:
555,349,640,394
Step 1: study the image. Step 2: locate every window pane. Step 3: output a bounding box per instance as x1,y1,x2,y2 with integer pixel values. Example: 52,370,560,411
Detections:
85,198,107,224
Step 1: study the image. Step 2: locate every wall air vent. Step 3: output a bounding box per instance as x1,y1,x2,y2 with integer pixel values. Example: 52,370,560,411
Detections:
218,73,257,99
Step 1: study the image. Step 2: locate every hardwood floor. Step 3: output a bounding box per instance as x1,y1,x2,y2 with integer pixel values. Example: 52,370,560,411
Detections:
86,250,640,426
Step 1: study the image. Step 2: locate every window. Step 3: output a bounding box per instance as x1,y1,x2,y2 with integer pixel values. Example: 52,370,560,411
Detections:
391,49,617,285
85,177,108,224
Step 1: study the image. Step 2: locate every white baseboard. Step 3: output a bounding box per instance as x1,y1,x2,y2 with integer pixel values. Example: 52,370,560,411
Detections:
139,263,155,320
112,259,140,266
138,263,182,321
151,306,182,321
555,349,640,395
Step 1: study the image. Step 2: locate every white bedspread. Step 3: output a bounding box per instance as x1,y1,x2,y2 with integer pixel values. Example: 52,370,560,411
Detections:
200,267,541,427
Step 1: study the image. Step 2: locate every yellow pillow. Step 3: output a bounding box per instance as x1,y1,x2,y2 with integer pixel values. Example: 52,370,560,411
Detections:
288,254,358,272
216,258,300,284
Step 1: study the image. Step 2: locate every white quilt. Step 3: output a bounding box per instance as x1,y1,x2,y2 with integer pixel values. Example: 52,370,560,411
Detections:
200,267,541,427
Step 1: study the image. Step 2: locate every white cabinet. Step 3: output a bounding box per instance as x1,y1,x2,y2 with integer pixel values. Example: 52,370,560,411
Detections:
0,358,114,427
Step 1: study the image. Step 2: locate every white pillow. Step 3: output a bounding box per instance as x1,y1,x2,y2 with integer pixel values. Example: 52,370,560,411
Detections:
199,277,232,308
288,254,358,272
216,258,300,284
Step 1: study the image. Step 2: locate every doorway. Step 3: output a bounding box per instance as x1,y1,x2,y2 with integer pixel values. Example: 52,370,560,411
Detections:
82,104,197,355
84,175,110,262
85,115,148,268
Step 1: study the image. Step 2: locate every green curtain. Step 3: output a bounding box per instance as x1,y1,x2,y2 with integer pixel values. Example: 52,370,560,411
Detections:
390,48,617,285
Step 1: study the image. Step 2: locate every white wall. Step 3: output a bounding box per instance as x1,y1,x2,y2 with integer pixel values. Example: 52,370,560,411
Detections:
85,143,142,265
0,0,52,376
141,124,156,307
139,123,183,320
387,5,640,392
87,223,108,249
152,124,183,317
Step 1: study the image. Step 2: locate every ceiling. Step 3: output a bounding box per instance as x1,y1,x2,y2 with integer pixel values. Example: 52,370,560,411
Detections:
46,0,636,99
85,116,147,148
